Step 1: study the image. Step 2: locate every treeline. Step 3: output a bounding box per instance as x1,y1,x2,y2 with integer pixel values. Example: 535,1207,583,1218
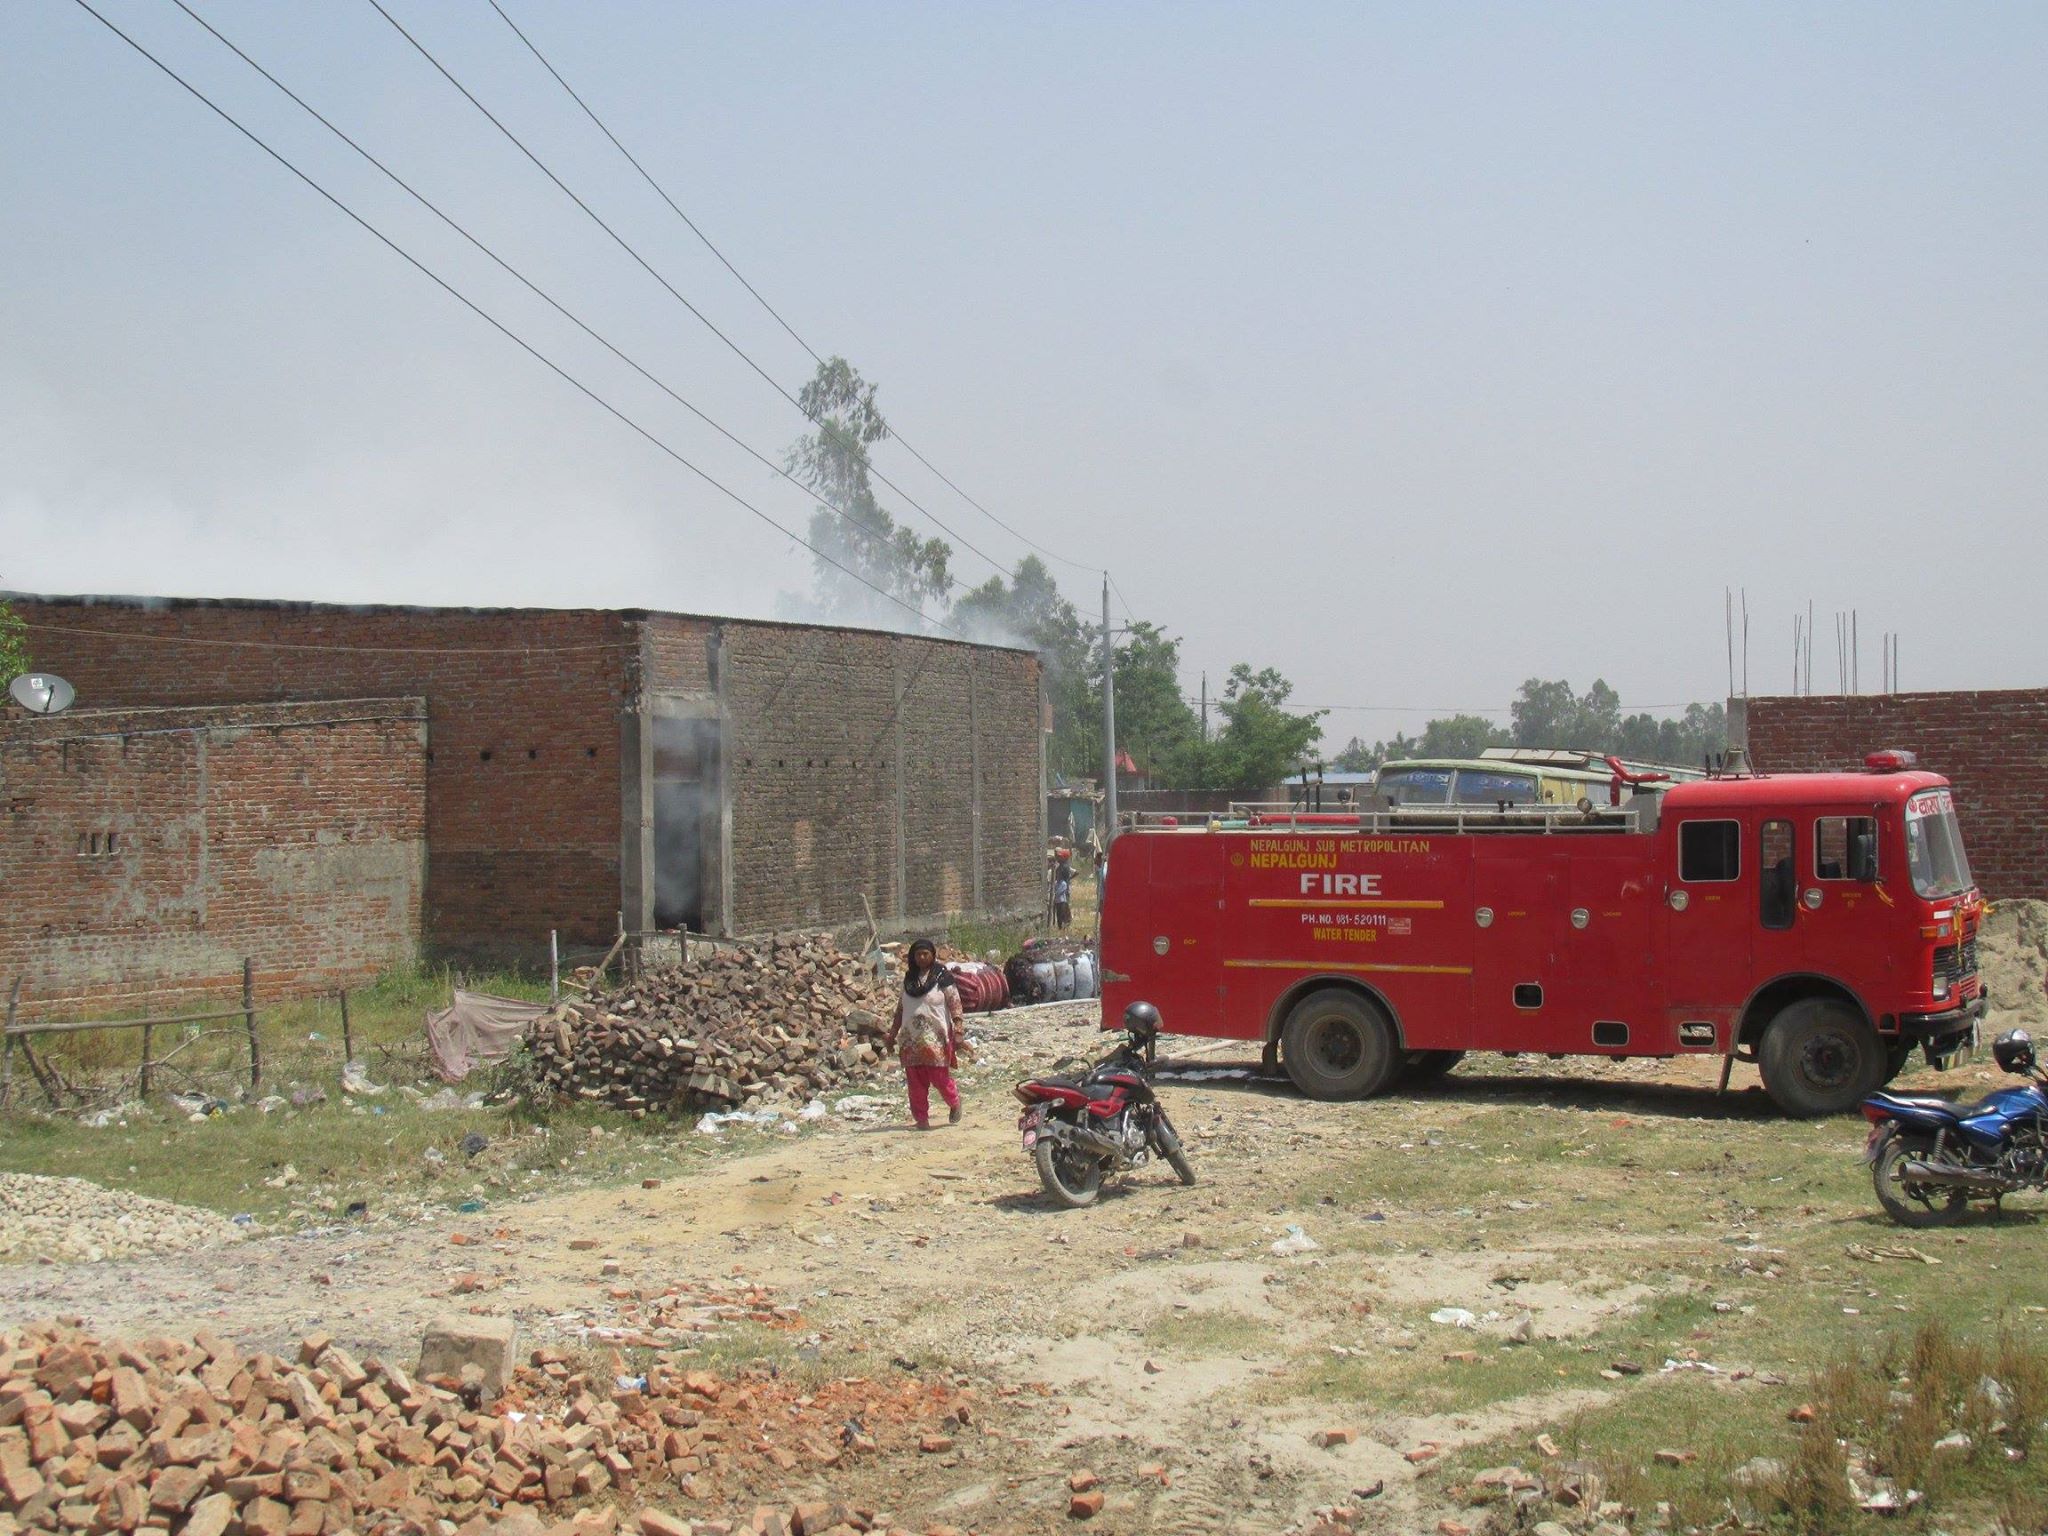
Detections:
779,358,1721,792
1332,680,1726,773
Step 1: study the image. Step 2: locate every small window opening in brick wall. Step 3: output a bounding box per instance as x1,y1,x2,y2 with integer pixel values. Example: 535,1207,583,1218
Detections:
479,749,493,762
77,830,118,858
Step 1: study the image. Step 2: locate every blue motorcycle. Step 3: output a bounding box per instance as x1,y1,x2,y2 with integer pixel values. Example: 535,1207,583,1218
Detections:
1862,1029,2048,1227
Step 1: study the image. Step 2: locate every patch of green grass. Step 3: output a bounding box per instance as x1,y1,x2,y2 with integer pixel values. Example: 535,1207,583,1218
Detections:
8,962,550,1110
1425,1293,2048,1534
1141,1307,1274,1358
0,1080,724,1227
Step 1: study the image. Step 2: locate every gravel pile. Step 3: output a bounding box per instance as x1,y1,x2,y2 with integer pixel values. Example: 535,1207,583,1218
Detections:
0,1172,245,1264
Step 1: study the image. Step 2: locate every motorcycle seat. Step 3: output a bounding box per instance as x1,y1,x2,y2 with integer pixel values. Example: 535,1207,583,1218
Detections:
1030,1075,1122,1101
1867,1092,1969,1121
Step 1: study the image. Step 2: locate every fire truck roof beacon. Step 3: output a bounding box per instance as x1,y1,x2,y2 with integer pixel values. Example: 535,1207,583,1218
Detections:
1864,749,1918,772
7,673,76,716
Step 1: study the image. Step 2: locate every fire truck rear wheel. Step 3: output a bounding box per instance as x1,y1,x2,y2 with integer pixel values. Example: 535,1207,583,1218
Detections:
1280,990,1399,1100
1758,997,1885,1117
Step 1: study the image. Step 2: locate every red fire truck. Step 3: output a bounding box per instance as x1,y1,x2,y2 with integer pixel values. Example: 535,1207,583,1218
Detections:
1100,753,1986,1116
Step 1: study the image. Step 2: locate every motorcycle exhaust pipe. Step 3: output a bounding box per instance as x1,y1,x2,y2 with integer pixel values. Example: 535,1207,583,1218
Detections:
1899,1158,2009,1192
1051,1121,1121,1158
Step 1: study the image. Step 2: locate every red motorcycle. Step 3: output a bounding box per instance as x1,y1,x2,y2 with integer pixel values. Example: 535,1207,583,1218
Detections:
1015,1002,1197,1207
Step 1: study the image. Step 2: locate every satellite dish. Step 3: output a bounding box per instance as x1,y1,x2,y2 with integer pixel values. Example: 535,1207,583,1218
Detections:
8,674,76,715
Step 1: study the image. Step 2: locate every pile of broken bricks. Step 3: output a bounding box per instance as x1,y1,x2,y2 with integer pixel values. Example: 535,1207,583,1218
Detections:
529,934,894,1115
0,1316,978,1536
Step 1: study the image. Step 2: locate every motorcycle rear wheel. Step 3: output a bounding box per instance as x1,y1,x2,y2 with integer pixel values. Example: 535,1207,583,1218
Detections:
1035,1139,1104,1208
1872,1131,1970,1228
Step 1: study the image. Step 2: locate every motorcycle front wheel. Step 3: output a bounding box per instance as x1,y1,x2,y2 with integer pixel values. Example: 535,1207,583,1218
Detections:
1036,1139,1104,1208
1152,1117,1197,1186
1872,1131,1970,1228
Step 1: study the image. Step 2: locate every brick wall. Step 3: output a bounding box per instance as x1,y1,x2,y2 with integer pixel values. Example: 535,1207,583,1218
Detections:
703,622,1043,933
12,597,1046,966
1745,689,2048,899
0,699,425,1017
12,598,632,958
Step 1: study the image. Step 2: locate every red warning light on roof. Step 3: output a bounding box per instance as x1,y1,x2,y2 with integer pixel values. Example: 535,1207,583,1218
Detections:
1864,749,1918,772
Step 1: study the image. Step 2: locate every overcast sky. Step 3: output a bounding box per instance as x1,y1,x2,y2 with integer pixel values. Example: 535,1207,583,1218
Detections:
4,3,2043,741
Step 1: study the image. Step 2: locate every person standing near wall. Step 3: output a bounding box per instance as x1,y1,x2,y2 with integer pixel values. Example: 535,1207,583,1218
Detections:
1052,857,1073,932
885,937,964,1130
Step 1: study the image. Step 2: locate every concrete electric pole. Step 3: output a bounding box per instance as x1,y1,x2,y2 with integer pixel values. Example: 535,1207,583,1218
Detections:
1102,575,1118,848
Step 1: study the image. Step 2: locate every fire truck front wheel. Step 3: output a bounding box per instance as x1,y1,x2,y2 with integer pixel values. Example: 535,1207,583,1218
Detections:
1758,997,1886,1117
1280,990,1399,1101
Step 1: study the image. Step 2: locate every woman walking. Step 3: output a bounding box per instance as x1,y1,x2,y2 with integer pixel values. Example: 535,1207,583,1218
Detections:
886,937,965,1129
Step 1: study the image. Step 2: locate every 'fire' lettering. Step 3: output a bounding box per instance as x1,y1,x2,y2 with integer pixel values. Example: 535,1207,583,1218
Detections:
1298,872,1384,897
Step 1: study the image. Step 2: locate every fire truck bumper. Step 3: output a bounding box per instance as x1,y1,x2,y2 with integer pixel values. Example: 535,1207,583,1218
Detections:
1902,995,1986,1068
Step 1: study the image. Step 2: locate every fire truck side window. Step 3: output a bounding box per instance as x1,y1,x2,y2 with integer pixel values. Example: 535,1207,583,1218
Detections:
1759,819,1795,929
1814,816,1878,881
1678,820,1740,882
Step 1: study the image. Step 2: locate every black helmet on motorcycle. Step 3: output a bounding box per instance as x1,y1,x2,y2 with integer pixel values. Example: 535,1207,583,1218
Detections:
1993,1029,2036,1075
1123,1001,1161,1045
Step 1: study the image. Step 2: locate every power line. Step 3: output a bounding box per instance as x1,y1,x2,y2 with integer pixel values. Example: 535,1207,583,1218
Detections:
64,0,959,638
480,0,821,370
361,0,1016,584
1106,572,1139,625
162,0,970,603
481,0,1102,578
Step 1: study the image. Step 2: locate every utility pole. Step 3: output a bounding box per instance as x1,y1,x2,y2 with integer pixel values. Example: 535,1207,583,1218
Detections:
1102,576,1118,848
1200,672,1208,741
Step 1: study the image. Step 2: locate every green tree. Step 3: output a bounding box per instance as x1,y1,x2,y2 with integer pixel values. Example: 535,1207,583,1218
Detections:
1103,622,1202,783
0,602,26,684
1331,735,1379,772
1511,677,1621,752
1512,678,1723,766
1417,713,1511,759
786,358,951,626
1330,732,1418,772
1176,663,1324,790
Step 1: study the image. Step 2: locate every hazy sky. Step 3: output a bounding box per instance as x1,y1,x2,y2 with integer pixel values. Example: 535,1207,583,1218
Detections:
4,3,2043,742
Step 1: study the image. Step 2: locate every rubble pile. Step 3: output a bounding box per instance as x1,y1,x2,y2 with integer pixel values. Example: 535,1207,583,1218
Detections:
526,935,893,1115
0,1175,245,1266
0,1321,977,1535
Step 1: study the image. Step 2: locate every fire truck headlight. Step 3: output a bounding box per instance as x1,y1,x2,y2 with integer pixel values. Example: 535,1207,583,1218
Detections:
1932,974,1951,1001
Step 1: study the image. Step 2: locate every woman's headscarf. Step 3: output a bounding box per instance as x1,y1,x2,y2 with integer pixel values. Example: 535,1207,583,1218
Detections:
902,936,952,997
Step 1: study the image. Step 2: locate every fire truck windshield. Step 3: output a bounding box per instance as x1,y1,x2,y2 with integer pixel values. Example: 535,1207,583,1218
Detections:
1903,789,1973,899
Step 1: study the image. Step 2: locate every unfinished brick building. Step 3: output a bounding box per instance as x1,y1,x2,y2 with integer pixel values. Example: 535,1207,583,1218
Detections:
4,595,1045,1002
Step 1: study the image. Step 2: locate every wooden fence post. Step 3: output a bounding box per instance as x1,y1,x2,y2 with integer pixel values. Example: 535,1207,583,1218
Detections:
338,989,353,1066
139,1022,153,1101
1,977,19,1110
550,930,560,1004
243,959,261,1092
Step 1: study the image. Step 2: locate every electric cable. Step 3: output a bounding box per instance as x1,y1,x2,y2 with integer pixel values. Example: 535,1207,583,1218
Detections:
481,0,1103,577
362,0,1015,583
162,0,970,601
64,0,960,638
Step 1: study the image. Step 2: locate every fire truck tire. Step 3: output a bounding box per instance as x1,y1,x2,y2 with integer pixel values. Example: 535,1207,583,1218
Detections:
1757,998,1886,1117
1280,990,1399,1101
1401,1049,1466,1085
